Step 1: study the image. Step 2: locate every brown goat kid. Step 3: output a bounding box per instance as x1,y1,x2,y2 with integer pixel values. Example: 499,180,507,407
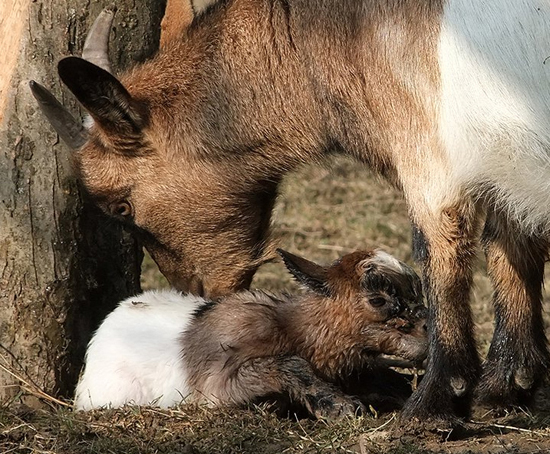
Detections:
74,249,427,418
32,0,550,422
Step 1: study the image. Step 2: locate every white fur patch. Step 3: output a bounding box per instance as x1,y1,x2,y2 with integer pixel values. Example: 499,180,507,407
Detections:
192,0,218,14
74,290,205,410
438,0,550,232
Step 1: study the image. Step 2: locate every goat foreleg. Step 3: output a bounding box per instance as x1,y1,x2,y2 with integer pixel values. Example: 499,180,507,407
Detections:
403,200,482,423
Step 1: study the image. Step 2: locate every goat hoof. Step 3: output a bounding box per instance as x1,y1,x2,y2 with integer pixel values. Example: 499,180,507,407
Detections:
477,366,540,408
401,372,473,421
514,367,534,390
450,376,468,397
312,394,365,420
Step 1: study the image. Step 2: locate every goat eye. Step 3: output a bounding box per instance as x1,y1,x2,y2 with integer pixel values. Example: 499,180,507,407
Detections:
112,201,133,218
369,297,387,308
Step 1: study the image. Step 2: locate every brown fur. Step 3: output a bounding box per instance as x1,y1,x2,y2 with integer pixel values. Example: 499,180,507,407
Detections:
182,249,427,418
63,0,443,298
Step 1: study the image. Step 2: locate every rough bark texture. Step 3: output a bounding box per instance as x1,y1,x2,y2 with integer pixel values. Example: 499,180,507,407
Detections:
0,0,165,406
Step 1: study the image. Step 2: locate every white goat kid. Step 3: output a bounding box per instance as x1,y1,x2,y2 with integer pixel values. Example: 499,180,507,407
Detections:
75,290,201,410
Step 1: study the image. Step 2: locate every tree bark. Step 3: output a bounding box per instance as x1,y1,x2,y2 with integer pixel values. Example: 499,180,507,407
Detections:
0,0,165,406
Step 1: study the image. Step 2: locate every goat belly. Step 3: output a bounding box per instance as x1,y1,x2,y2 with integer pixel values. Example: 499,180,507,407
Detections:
438,0,550,232
74,290,204,410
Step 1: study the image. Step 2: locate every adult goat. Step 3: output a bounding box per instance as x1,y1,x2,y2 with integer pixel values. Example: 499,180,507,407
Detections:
32,0,550,422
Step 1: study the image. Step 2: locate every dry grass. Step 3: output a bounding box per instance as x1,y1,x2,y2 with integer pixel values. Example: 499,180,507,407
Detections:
1,403,380,454
3,157,550,453
3,399,550,454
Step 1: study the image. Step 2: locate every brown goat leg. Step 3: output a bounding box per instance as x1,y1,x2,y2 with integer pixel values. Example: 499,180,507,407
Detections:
402,205,481,423
223,355,365,420
477,210,550,408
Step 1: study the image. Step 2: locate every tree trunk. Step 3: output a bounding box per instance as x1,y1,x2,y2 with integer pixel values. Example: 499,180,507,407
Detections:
0,0,165,407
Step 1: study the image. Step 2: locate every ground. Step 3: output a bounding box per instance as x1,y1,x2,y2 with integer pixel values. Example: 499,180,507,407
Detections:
2,157,550,453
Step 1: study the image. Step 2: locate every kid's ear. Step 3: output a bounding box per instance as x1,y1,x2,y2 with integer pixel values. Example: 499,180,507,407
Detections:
58,56,146,137
277,249,331,297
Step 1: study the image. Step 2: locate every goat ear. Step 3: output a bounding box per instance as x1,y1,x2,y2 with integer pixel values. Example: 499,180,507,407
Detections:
58,56,145,136
277,249,331,297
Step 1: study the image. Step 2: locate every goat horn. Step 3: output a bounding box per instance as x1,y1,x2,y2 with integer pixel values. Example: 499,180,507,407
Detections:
82,6,116,74
29,80,88,149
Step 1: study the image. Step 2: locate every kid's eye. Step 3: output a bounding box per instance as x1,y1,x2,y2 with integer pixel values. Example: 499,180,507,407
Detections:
369,297,387,308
